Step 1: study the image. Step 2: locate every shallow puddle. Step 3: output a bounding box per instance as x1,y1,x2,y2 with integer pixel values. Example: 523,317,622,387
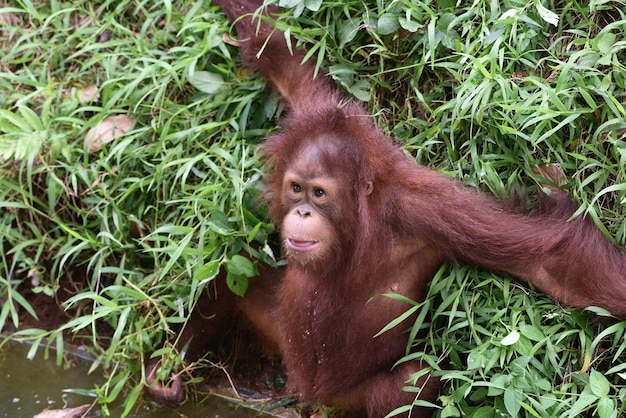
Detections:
0,341,264,417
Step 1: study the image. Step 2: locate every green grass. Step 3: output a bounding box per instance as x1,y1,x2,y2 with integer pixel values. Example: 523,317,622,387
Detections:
1,0,626,416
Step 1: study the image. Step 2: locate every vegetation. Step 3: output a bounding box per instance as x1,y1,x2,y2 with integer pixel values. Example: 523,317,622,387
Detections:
1,0,626,416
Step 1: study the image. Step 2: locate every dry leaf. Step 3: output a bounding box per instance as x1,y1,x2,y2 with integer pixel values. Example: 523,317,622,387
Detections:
0,9,21,47
84,114,134,153
223,32,243,47
78,85,99,103
61,85,99,103
33,404,91,418
0,10,20,28
532,163,568,195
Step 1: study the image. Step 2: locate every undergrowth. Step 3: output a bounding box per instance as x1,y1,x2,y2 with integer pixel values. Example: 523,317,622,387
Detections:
1,0,625,416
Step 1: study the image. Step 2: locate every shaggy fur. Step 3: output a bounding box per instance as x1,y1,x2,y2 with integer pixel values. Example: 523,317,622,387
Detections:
147,1,626,416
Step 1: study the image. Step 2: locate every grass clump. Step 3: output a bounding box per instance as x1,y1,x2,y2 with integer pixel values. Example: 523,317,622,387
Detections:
1,0,626,417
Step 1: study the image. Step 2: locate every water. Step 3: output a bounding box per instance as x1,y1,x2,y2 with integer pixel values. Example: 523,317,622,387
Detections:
0,341,264,417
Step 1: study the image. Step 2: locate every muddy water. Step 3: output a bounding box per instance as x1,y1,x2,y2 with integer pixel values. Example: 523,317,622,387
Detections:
0,341,262,417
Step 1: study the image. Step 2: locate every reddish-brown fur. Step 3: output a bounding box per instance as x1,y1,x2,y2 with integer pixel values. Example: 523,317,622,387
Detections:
147,1,626,416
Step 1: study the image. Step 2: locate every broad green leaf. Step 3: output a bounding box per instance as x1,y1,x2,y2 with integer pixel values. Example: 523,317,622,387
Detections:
193,260,220,282
304,0,322,11
504,387,523,417
596,396,616,418
594,32,616,54
501,330,520,346
339,18,360,48
534,0,559,26
520,324,545,342
226,254,257,277
378,13,400,35
226,272,249,296
589,370,610,398
568,386,600,417
188,70,224,94
399,17,420,32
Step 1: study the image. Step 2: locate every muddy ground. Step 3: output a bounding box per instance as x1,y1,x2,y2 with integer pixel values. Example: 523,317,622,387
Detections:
3,275,301,417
